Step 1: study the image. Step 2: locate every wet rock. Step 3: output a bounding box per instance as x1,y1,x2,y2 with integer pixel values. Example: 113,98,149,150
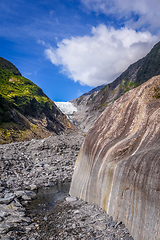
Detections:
22,191,36,201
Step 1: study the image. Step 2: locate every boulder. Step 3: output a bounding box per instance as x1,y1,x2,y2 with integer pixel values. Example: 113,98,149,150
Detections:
70,76,160,240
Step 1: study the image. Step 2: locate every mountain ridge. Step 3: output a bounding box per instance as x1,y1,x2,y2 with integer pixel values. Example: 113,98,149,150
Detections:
70,41,160,132
0,57,76,144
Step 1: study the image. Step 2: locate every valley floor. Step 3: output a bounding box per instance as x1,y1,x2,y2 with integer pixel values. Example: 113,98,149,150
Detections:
0,133,133,240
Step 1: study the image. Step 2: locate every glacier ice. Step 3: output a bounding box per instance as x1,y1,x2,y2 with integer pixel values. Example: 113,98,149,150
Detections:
55,102,77,115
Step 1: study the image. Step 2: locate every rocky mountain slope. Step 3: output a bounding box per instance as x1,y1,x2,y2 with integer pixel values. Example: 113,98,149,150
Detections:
70,75,160,240
71,41,160,132
0,57,76,144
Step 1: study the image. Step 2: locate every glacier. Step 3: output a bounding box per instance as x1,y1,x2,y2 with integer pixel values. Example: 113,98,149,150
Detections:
54,102,77,115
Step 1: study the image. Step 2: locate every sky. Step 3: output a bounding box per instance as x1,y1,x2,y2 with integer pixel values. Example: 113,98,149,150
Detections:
0,0,160,102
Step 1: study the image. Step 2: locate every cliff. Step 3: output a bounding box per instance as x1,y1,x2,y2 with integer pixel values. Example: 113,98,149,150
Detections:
70,76,160,240
0,57,76,144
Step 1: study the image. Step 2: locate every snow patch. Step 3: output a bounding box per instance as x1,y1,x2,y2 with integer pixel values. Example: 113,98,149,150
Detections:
55,102,77,115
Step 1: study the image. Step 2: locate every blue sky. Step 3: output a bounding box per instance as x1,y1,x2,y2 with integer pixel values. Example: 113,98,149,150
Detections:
0,0,160,101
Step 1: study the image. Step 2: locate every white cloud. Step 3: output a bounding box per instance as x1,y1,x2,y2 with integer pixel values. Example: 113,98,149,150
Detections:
80,0,160,32
45,25,157,87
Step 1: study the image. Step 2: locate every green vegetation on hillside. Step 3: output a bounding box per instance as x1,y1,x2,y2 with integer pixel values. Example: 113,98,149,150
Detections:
0,57,55,119
120,79,138,93
99,102,108,110
0,75,53,116
0,94,13,124
0,57,74,144
0,57,21,77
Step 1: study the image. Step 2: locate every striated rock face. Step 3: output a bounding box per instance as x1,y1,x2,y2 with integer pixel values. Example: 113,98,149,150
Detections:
70,76,160,240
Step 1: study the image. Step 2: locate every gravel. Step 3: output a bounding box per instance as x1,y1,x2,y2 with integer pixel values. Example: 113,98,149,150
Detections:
0,133,134,239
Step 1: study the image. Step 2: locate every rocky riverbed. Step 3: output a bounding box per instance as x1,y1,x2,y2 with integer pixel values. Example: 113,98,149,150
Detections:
0,133,134,240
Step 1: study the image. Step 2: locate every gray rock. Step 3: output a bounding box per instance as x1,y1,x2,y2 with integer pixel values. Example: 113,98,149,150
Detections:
66,197,77,202
0,187,4,192
0,223,14,234
22,191,36,201
0,235,11,240
14,190,24,198
0,197,14,205
5,216,23,223
0,211,9,218
115,220,122,228
25,191,36,199
29,184,37,190
13,198,23,208
25,223,36,232
73,210,80,214
4,192,15,199
72,223,76,228
21,217,31,223
110,221,117,227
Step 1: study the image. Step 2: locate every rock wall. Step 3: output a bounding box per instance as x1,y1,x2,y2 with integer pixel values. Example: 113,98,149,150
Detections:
69,76,160,240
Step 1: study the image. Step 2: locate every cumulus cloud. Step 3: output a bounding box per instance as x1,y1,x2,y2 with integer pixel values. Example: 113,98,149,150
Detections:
81,0,160,32
45,25,157,87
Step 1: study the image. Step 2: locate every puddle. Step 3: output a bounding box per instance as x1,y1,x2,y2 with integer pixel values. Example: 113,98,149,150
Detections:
26,182,70,213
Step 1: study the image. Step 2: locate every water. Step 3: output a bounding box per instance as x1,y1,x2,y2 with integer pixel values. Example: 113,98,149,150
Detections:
26,182,70,213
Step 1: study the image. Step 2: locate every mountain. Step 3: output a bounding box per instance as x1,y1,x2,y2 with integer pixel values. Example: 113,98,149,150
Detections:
70,75,160,240
0,57,76,144
71,41,160,132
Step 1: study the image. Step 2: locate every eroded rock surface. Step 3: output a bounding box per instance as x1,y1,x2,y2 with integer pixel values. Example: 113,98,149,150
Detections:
70,76,160,240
